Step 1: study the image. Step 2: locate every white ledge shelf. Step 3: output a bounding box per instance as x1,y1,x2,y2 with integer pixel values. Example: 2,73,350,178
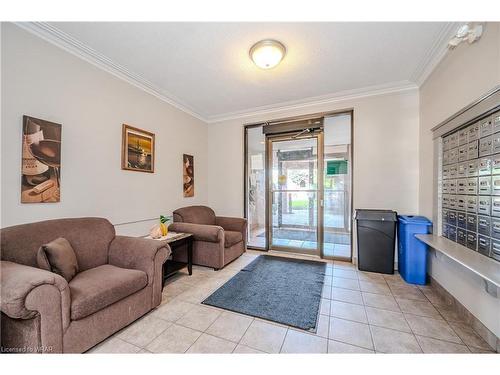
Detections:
416,234,500,298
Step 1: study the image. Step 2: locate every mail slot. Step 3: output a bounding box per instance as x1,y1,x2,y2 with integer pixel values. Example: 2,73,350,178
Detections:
449,133,459,149
443,150,450,165
466,196,477,213
449,195,458,209
466,177,478,195
493,114,500,134
478,157,492,176
468,122,480,141
491,154,500,175
492,175,500,195
477,235,491,256
442,165,450,179
491,196,500,217
442,223,449,238
447,210,457,226
448,179,457,194
442,194,450,208
491,218,500,239
449,164,458,178
457,162,468,178
466,231,477,250
467,140,479,160
457,178,467,194
458,145,467,162
448,226,457,242
466,160,478,177
442,180,449,194
479,135,493,157
466,214,477,231
491,240,500,261
457,228,467,246
478,176,491,195
449,147,459,164
458,128,468,145
480,117,493,137
456,194,467,211
457,211,467,229
478,196,491,215
478,215,491,236
492,133,500,154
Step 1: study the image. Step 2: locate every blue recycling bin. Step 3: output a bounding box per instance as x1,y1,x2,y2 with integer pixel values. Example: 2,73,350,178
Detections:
397,215,432,285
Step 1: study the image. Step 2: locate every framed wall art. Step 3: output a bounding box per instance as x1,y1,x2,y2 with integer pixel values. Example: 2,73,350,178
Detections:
122,124,155,173
21,115,62,203
183,154,194,197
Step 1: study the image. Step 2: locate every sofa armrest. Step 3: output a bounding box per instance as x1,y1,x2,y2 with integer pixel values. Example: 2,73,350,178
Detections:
108,236,170,282
1,261,70,352
169,222,224,243
216,216,247,234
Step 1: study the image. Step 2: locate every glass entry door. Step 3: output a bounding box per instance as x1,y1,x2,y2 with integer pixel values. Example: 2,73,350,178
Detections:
267,133,323,255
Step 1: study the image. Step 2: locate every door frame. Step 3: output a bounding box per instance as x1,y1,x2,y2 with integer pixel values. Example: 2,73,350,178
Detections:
265,131,324,257
243,109,354,261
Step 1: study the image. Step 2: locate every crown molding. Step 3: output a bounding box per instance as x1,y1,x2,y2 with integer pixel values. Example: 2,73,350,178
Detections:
205,80,418,123
14,22,208,123
410,22,460,87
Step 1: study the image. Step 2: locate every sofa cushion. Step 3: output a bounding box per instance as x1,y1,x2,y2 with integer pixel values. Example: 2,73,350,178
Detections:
38,237,79,282
224,230,243,248
68,264,147,321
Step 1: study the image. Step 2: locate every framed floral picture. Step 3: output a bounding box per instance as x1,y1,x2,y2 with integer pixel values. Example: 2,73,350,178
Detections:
183,154,194,197
122,124,155,173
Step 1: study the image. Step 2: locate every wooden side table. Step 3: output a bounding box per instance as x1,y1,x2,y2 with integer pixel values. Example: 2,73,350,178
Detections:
146,232,193,285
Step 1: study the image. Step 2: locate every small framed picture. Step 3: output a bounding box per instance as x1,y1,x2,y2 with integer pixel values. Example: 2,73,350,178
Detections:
121,124,155,173
183,154,194,197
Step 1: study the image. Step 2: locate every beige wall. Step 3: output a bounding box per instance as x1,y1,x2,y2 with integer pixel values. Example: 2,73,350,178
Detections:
208,89,420,260
419,22,500,338
1,23,209,235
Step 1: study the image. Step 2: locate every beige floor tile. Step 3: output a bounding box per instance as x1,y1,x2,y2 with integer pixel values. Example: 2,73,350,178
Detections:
362,292,400,312
175,286,215,304
332,287,363,305
325,267,333,276
280,329,328,353
359,280,391,295
467,346,496,353
117,314,171,347
320,298,331,315
240,320,287,353
370,326,421,353
176,304,221,331
324,275,333,286
328,317,373,350
322,285,332,299
161,281,192,301
448,321,493,351
327,339,374,353
332,277,360,291
330,300,367,323
233,344,265,354
146,324,202,353
390,286,427,301
434,304,467,323
357,271,386,283
365,306,411,332
315,314,330,338
333,261,356,270
333,269,358,280
404,314,462,344
88,337,141,353
206,311,253,342
186,333,237,353
151,299,196,322
395,297,441,319
419,289,453,307
415,335,470,353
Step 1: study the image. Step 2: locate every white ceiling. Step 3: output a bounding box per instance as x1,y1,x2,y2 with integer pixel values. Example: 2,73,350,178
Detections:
32,22,455,122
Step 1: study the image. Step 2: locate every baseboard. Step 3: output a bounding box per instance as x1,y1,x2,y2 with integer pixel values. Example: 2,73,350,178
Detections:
429,275,499,352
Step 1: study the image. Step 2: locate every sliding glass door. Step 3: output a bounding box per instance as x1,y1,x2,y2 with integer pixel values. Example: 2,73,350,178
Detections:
267,134,322,255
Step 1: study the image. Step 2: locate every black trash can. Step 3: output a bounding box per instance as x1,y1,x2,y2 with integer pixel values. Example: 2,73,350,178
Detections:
355,209,397,274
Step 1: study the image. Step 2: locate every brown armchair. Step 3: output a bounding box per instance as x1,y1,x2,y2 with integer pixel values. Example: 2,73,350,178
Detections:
0,218,170,353
169,206,247,270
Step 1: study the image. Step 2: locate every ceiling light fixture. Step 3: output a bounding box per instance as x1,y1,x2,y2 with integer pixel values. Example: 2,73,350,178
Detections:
448,23,483,49
249,39,286,69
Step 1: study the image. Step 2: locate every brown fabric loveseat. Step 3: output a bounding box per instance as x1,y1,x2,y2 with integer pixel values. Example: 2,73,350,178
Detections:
169,206,246,270
0,217,170,353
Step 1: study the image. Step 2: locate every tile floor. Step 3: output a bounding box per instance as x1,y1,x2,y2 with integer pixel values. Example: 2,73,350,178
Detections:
88,250,496,354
